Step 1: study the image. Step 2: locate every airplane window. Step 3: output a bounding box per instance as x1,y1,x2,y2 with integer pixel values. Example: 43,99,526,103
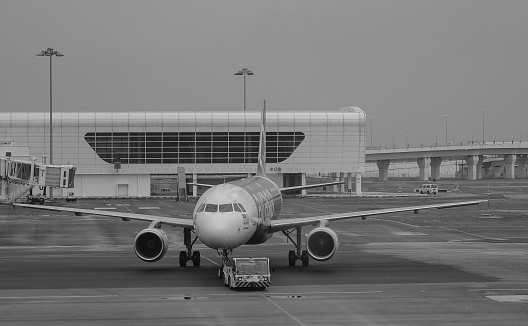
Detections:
219,204,233,212
205,204,218,212
196,203,205,213
233,203,242,212
238,203,246,212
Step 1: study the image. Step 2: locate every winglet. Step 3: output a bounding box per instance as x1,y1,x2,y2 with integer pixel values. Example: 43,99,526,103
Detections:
256,100,267,177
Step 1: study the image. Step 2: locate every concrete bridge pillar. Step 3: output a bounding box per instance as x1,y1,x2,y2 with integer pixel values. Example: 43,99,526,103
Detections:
476,156,484,179
515,155,528,179
356,173,362,196
376,160,390,181
430,157,442,180
340,172,345,193
466,155,479,180
417,157,430,181
504,155,516,179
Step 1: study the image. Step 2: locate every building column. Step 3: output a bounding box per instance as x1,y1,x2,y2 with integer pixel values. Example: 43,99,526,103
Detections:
192,173,198,197
347,172,353,194
356,173,362,196
476,156,484,180
466,155,478,180
301,173,307,197
376,160,390,181
515,155,528,179
504,155,516,179
339,172,345,193
417,157,430,181
430,157,442,180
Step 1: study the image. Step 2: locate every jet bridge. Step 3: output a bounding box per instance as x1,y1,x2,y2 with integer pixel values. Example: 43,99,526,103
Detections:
0,157,76,204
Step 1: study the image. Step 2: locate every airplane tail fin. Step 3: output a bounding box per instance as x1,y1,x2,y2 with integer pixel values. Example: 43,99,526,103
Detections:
256,100,266,177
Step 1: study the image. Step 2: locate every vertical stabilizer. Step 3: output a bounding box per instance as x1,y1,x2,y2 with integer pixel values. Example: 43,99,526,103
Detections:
256,100,267,177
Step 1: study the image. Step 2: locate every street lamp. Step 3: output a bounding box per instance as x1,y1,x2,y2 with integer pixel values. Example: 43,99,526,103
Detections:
369,117,373,148
234,68,254,111
482,108,486,144
444,115,448,146
37,48,64,200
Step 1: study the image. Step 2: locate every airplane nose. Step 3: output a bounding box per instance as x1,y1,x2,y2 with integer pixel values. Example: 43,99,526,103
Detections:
196,213,240,249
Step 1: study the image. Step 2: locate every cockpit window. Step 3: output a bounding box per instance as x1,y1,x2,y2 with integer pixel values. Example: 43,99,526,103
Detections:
234,203,246,212
196,203,205,213
219,204,233,212
205,204,218,212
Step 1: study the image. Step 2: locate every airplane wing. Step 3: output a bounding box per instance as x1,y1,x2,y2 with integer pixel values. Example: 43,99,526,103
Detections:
13,203,194,229
269,199,486,233
280,181,343,193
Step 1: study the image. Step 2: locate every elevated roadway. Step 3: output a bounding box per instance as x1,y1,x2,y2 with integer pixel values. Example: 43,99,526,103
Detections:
366,142,528,181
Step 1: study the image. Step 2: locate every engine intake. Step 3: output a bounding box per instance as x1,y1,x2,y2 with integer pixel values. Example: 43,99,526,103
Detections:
134,228,169,262
306,227,338,261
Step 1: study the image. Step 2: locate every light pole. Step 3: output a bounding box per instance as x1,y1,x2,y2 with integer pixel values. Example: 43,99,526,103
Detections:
37,48,64,200
444,114,448,146
234,68,254,111
369,117,373,148
482,108,485,144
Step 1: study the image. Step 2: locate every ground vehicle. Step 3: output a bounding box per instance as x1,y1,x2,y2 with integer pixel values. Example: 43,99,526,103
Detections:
26,194,45,204
221,258,271,290
419,183,438,195
65,192,77,202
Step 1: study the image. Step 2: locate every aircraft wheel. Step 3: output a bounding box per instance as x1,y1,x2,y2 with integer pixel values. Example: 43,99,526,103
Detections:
288,250,296,267
179,251,187,267
191,251,201,267
228,276,233,289
301,250,310,267
218,267,223,279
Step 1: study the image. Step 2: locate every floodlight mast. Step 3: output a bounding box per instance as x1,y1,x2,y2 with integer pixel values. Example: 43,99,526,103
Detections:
37,48,64,201
234,68,254,111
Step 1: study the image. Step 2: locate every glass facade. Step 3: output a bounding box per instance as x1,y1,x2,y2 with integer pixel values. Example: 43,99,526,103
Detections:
84,131,305,165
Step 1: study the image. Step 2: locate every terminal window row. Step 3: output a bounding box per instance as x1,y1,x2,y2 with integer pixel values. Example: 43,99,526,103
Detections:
84,131,305,164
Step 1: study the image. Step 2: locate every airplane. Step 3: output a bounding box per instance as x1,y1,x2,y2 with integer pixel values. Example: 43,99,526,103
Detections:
13,101,486,270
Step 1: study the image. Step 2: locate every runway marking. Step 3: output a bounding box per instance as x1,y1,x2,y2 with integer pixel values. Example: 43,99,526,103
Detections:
391,231,427,236
438,226,506,241
138,207,160,210
94,207,116,210
371,218,420,228
486,295,528,302
468,288,528,292
0,295,119,300
201,255,221,266
258,292,306,326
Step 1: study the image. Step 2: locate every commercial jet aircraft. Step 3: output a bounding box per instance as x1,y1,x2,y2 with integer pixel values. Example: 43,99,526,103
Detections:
14,102,486,269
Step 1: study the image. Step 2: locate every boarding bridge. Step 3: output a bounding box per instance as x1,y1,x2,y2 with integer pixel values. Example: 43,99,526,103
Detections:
0,157,76,204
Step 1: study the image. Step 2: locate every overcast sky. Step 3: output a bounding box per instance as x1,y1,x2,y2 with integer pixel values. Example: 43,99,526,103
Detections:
1,0,527,147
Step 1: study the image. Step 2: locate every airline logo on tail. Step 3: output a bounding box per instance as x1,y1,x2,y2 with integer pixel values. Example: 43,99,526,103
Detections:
256,100,267,177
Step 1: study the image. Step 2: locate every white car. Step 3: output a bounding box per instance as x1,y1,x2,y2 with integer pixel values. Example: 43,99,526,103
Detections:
419,184,438,195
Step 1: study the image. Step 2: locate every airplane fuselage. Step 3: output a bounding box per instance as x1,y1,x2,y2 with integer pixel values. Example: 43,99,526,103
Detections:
193,176,282,250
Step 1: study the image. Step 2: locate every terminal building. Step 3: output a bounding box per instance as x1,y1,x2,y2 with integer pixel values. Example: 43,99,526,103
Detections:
0,107,366,198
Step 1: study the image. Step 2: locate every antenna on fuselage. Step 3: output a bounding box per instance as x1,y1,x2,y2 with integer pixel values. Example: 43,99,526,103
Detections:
256,100,267,177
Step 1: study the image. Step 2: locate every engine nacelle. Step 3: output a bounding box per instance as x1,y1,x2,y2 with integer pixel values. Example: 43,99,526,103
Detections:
134,228,169,262
306,227,339,261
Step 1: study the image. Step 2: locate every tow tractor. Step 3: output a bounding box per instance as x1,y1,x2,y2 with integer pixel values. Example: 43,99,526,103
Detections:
220,257,271,290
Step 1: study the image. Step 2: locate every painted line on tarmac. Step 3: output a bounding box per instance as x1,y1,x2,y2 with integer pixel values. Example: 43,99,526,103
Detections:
0,295,119,299
371,217,420,228
94,207,116,210
201,255,221,266
138,207,160,210
438,226,506,241
258,291,307,326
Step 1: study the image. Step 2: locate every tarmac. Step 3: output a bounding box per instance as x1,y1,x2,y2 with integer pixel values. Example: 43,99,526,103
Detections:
1,195,527,325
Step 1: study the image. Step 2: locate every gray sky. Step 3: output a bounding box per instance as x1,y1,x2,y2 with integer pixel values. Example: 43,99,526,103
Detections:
1,0,527,147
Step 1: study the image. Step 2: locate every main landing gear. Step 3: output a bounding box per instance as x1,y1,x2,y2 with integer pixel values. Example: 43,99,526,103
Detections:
179,228,201,267
283,226,309,267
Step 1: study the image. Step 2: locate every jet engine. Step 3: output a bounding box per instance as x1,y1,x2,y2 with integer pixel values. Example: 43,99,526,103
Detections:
306,227,339,261
134,228,169,262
